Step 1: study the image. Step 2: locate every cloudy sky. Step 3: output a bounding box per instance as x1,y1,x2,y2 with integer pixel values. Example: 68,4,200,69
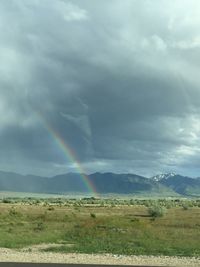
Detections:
1,0,200,177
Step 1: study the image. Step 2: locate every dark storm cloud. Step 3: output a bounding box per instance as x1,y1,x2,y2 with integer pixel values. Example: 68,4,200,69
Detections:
0,0,200,176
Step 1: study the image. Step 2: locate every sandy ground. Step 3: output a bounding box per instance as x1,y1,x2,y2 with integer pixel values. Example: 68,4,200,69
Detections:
0,246,199,266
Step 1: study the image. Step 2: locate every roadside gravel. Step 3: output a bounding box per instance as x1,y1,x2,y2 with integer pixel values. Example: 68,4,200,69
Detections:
0,248,199,266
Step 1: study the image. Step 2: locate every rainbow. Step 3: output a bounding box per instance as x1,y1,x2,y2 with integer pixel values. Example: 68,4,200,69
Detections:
38,113,98,197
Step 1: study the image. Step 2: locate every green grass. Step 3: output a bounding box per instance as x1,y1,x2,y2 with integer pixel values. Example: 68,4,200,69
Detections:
0,199,199,256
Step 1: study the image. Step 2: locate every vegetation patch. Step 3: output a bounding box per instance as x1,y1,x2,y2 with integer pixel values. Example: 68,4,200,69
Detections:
0,198,199,256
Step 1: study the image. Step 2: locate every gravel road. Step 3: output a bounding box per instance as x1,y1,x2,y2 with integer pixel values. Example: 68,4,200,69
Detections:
0,248,199,267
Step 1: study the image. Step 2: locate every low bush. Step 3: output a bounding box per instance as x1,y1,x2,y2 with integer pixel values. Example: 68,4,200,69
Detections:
90,213,96,219
148,205,166,218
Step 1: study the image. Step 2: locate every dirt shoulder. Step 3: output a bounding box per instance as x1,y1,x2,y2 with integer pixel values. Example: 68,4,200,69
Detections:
0,248,199,267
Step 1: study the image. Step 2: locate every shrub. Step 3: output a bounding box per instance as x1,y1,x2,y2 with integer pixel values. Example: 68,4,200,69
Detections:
182,204,189,210
34,222,45,231
9,208,22,217
47,206,55,211
2,199,12,204
90,213,96,219
148,205,166,218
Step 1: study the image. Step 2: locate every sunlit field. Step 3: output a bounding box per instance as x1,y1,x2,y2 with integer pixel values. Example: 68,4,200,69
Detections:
0,197,199,256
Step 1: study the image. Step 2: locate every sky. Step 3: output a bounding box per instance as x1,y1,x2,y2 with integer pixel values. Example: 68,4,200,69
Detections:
1,0,200,178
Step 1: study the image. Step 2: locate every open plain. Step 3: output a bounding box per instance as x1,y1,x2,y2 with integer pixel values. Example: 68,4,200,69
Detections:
0,197,199,266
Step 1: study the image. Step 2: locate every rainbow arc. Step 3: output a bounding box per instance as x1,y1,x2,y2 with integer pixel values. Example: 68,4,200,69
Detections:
38,113,98,197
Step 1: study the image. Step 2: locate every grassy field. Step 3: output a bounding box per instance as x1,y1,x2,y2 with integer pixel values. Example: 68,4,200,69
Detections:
0,197,199,256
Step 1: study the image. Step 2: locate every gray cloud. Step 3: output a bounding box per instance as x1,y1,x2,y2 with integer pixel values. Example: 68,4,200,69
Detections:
0,0,200,177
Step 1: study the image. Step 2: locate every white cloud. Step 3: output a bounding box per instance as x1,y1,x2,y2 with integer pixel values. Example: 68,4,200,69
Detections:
57,1,89,22
151,35,167,51
171,37,200,50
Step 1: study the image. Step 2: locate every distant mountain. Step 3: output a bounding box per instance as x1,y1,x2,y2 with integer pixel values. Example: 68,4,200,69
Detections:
40,172,175,195
159,174,200,197
0,171,47,193
47,172,89,193
0,170,199,197
88,172,174,195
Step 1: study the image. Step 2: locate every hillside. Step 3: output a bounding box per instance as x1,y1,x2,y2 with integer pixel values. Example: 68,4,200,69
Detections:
0,170,199,197
158,174,200,197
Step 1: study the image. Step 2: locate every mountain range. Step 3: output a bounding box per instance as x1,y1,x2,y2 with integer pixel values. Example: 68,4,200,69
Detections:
0,170,199,197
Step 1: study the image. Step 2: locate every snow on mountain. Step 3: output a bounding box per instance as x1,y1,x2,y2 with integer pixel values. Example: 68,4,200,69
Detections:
151,173,176,182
